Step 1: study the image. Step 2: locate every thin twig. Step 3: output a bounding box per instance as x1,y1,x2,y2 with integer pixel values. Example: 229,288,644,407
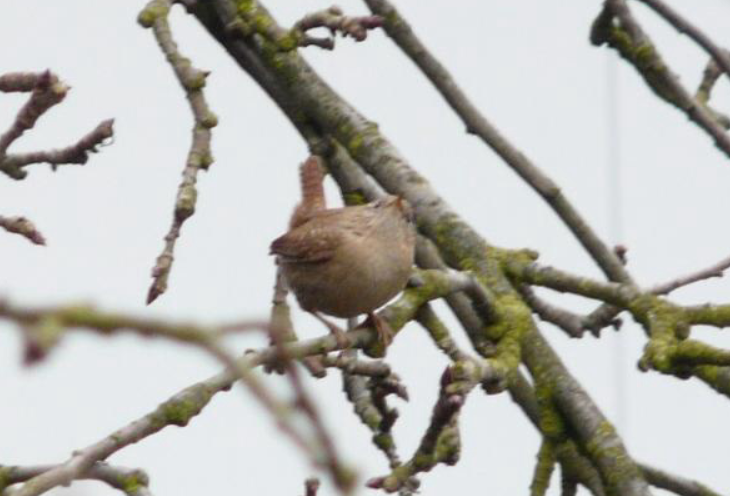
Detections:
270,320,355,493
0,72,53,92
529,441,556,496
0,216,46,245
1,119,114,176
267,265,327,377
340,352,407,480
519,285,585,338
234,4,382,51
694,57,730,129
415,304,468,362
337,321,409,484
523,251,730,339
636,0,730,81
367,360,494,493
0,71,113,180
579,303,623,337
696,57,723,103
520,285,623,339
591,0,730,160
640,463,724,496
0,462,153,496
304,478,320,496
651,254,730,295
291,6,383,50
0,71,67,158
139,0,218,304
576,253,730,337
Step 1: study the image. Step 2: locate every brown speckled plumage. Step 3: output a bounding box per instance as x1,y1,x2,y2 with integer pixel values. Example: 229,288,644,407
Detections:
271,197,416,317
270,156,416,348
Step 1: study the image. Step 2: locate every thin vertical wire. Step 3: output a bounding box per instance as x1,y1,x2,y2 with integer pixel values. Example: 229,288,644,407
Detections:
606,53,628,435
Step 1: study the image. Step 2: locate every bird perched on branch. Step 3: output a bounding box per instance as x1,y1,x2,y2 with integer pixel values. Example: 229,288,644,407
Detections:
269,155,416,350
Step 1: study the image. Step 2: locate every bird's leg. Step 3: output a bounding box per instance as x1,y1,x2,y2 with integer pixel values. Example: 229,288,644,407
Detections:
311,312,350,349
361,312,394,349
301,356,327,378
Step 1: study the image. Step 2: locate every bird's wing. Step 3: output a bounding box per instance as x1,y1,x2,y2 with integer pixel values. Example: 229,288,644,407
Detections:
269,219,341,263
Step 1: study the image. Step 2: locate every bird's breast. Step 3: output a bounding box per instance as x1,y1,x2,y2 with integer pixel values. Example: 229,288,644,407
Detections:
281,234,413,318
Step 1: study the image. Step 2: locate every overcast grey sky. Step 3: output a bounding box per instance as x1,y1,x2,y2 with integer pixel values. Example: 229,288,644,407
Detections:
2,1,730,495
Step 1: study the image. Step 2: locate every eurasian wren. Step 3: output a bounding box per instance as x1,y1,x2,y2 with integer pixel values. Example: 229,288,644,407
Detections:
270,156,416,348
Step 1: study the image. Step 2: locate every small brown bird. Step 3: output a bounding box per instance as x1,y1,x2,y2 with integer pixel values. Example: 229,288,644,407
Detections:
270,156,416,348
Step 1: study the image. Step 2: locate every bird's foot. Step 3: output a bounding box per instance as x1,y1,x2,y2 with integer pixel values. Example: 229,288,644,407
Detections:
359,312,393,357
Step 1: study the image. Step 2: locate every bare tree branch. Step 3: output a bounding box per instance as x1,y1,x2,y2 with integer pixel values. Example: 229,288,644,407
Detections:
696,57,723,103
0,71,67,158
640,464,724,496
524,248,730,339
304,478,320,496
0,463,153,496
636,0,730,81
557,251,730,339
139,0,218,304
267,265,327,377
651,254,730,295
9,1,730,494
591,0,730,160
0,71,113,180
0,72,53,92
1,264,475,495
291,6,383,50
0,216,45,245
415,304,469,362
362,0,633,287
367,362,494,493
1,119,114,177
0,302,331,496
185,3,652,485
269,315,355,493
529,441,556,496
340,348,411,490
